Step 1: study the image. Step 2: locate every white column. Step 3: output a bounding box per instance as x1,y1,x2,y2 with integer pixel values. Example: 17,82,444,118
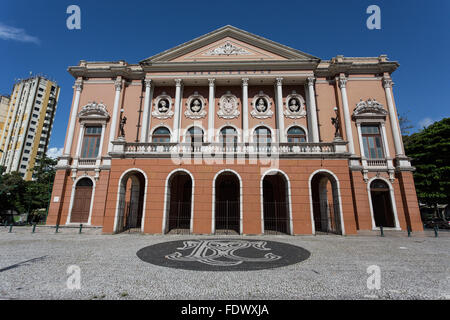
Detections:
338,76,355,154
108,78,123,152
75,123,85,158
242,78,249,143
307,77,320,143
64,79,83,156
356,123,367,166
380,122,391,158
172,79,182,143
383,77,404,156
140,79,152,142
275,78,286,143
207,79,215,142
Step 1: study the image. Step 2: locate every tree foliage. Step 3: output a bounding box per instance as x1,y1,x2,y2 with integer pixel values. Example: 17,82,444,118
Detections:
0,155,56,220
405,118,450,207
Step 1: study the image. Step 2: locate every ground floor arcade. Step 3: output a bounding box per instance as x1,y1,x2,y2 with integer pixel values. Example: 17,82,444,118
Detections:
47,159,423,235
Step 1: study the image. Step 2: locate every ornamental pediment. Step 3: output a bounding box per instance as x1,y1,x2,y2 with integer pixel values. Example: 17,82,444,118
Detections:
353,98,388,118
141,26,319,64
78,101,110,120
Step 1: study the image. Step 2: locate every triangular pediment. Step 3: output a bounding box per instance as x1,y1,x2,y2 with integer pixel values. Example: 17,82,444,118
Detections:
141,25,319,64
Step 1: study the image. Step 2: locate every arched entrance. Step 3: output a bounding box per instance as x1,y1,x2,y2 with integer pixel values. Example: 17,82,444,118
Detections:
165,170,193,234
310,171,343,235
116,170,146,233
214,171,241,234
370,179,396,228
262,172,290,234
70,178,93,223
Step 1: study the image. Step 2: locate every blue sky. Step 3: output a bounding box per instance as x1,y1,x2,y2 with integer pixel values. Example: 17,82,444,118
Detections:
1,0,449,156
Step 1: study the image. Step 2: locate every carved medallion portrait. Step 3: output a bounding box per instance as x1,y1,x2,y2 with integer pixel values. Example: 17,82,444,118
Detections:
250,91,273,119
284,92,306,119
185,92,207,119
152,92,174,119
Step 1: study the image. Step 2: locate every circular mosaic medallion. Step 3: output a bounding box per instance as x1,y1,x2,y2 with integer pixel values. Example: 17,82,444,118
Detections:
136,239,311,271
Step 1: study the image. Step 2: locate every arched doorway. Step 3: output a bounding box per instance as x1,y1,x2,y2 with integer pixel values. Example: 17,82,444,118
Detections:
214,171,241,234
165,170,193,234
370,179,396,228
115,170,146,233
70,178,93,223
262,172,290,234
310,171,343,235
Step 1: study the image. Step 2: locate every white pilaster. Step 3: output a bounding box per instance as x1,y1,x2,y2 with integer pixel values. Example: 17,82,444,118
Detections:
108,78,123,152
383,77,404,156
307,77,320,143
275,78,286,143
207,79,215,142
338,76,355,154
242,78,249,143
96,123,106,166
64,79,83,156
172,79,182,143
75,123,85,158
140,79,152,142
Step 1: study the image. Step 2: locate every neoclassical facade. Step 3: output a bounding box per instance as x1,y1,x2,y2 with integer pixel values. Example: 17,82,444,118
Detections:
47,26,422,235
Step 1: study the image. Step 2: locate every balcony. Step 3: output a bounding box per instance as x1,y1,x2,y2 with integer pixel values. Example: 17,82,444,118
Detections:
110,141,349,159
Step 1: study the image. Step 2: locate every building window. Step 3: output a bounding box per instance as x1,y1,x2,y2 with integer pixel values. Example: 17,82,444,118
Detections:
186,126,204,143
361,125,385,159
152,127,171,142
81,126,102,159
253,126,272,143
219,126,238,144
287,126,307,143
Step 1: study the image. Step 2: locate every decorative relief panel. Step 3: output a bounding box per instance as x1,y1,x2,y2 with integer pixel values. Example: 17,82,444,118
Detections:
217,91,240,119
184,92,207,119
250,91,273,119
284,91,306,119
203,41,251,56
152,92,174,119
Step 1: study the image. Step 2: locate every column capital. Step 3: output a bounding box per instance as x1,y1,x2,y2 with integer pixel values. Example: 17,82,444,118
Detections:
208,78,215,86
114,78,122,91
275,77,283,86
383,77,393,89
241,78,249,86
307,77,316,86
74,80,83,92
144,79,152,88
175,78,183,87
338,76,347,89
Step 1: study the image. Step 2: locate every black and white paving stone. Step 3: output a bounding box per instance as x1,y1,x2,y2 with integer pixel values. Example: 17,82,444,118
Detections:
0,227,449,300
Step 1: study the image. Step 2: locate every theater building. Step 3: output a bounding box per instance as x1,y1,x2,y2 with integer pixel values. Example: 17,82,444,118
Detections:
47,26,423,235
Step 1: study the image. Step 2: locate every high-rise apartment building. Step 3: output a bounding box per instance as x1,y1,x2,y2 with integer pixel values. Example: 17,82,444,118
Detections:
0,95,10,134
0,76,60,180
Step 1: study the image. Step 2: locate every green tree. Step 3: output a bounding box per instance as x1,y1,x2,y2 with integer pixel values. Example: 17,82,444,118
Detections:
0,169,27,214
405,118,450,217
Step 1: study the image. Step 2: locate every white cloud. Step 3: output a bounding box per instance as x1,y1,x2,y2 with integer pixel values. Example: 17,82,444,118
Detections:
47,147,63,159
0,23,40,44
418,117,434,129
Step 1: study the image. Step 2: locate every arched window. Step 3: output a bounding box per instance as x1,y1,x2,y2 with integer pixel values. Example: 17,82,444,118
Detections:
186,126,204,143
287,126,306,143
152,127,171,142
253,126,272,143
219,127,238,144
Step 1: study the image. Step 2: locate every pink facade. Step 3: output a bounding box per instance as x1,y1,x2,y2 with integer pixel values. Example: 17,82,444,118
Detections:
47,26,423,235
